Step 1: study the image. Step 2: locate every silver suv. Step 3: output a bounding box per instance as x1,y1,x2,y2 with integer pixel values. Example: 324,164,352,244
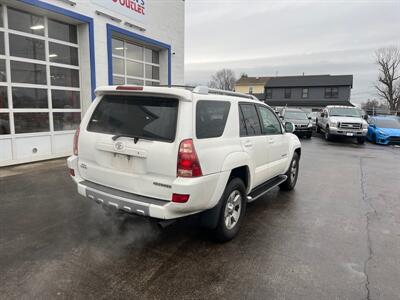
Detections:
316,105,368,144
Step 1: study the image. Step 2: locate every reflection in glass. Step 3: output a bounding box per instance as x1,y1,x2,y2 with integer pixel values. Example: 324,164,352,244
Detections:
9,34,46,61
12,87,48,108
0,32,4,55
0,113,10,134
49,43,79,66
126,42,143,61
0,59,6,82
14,112,49,133
127,78,144,85
113,76,125,85
127,61,143,77
8,8,44,36
112,38,124,56
112,57,124,75
0,86,7,108
145,48,159,64
53,112,81,131
50,67,79,87
52,90,80,109
11,61,46,85
145,65,160,80
48,19,77,43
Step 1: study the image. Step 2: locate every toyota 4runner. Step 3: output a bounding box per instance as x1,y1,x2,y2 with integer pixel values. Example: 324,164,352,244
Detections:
67,85,301,241
316,105,368,144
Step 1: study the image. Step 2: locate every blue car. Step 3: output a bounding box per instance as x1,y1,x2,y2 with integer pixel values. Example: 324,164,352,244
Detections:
367,116,400,145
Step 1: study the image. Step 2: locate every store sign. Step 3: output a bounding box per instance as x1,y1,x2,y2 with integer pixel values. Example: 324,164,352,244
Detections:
93,0,146,24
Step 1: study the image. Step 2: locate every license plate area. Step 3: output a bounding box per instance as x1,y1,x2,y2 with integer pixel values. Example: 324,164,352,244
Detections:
112,153,134,172
346,132,354,136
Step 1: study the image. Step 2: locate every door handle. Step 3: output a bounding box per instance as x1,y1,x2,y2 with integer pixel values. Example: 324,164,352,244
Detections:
268,138,275,144
244,141,253,148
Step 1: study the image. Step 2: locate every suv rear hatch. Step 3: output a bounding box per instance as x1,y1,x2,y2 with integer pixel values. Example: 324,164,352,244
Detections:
77,93,186,201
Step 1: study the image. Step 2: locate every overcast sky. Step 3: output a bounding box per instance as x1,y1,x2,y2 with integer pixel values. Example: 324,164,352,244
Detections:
184,0,400,104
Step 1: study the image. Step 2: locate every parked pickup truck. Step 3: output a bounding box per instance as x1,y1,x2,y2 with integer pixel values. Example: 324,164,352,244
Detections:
316,105,368,144
67,85,301,242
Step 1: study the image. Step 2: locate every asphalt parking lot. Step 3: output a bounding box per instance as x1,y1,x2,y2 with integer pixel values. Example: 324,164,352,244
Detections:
1,137,400,300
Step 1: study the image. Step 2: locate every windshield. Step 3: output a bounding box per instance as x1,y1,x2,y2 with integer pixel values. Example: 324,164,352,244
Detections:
87,95,179,142
374,118,400,129
329,107,362,117
285,111,308,120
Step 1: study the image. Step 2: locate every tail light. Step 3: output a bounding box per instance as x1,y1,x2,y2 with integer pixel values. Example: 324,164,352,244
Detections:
116,85,143,91
73,127,80,156
177,139,202,177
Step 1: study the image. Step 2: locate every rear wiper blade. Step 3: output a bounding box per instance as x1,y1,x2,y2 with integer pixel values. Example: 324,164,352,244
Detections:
112,134,149,144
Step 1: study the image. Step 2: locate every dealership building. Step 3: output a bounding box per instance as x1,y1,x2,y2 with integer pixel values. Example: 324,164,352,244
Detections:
0,0,184,166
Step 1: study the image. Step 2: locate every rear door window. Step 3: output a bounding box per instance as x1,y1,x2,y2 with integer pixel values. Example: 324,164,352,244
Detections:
87,95,178,142
196,100,230,139
239,103,262,136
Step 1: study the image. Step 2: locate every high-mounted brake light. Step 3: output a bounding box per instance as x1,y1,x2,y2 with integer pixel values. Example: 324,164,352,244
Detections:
73,127,80,156
177,139,202,177
116,85,143,91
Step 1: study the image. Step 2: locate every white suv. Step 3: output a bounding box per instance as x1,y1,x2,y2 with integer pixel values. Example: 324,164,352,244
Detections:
67,85,301,241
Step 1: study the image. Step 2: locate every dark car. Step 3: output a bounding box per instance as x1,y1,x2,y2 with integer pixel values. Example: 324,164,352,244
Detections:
280,108,313,138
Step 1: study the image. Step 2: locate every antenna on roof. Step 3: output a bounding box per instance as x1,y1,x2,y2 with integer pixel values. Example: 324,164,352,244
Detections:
302,72,305,76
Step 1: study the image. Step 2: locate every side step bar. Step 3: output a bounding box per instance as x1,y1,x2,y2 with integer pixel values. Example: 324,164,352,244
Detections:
247,175,287,203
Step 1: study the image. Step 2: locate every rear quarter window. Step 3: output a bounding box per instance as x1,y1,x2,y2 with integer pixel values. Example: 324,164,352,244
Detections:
196,100,230,139
87,95,178,142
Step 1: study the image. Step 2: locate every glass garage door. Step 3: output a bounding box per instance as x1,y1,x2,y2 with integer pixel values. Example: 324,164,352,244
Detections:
0,5,81,165
111,37,160,86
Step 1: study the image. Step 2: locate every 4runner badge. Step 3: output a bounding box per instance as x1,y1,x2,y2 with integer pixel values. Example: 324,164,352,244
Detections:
114,141,125,151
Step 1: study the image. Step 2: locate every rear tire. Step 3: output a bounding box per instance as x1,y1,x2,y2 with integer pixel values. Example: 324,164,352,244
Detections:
316,124,321,133
357,137,365,144
279,152,300,191
212,178,246,242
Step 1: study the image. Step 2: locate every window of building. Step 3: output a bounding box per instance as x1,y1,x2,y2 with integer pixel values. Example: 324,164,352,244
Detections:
249,86,253,94
325,87,339,98
239,104,262,136
284,88,291,99
302,88,309,98
0,6,81,135
112,37,160,86
266,89,272,99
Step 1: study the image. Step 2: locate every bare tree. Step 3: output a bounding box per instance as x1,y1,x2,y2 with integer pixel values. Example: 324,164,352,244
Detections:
208,69,236,91
375,47,400,111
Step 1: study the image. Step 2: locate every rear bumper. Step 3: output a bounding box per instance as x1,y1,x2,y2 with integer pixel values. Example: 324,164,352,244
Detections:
67,156,229,220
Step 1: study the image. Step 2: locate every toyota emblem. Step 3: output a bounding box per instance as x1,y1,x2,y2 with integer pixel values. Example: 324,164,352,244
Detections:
114,141,125,151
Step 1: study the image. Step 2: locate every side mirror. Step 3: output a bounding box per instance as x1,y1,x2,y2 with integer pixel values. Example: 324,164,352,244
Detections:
308,117,312,120
320,112,325,118
279,115,284,119
284,122,295,133
370,124,376,128
363,114,368,120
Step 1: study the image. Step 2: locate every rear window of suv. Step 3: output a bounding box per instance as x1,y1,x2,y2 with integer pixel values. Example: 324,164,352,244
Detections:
196,100,230,139
87,95,178,142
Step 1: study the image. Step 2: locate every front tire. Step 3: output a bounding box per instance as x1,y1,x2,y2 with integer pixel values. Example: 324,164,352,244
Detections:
213,178,246,242
324,127,332,141
279,152,300,191
357,137,365,144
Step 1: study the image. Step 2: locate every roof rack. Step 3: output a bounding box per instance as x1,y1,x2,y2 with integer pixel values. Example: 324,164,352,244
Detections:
157,85,258,100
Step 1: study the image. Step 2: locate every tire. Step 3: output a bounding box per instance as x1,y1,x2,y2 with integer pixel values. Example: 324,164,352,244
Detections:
324,127,332,141
306,133,312,139
212,178,246,242
357,137,365,144
372,133,377,144
316,123,321,133
279,152,300,191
